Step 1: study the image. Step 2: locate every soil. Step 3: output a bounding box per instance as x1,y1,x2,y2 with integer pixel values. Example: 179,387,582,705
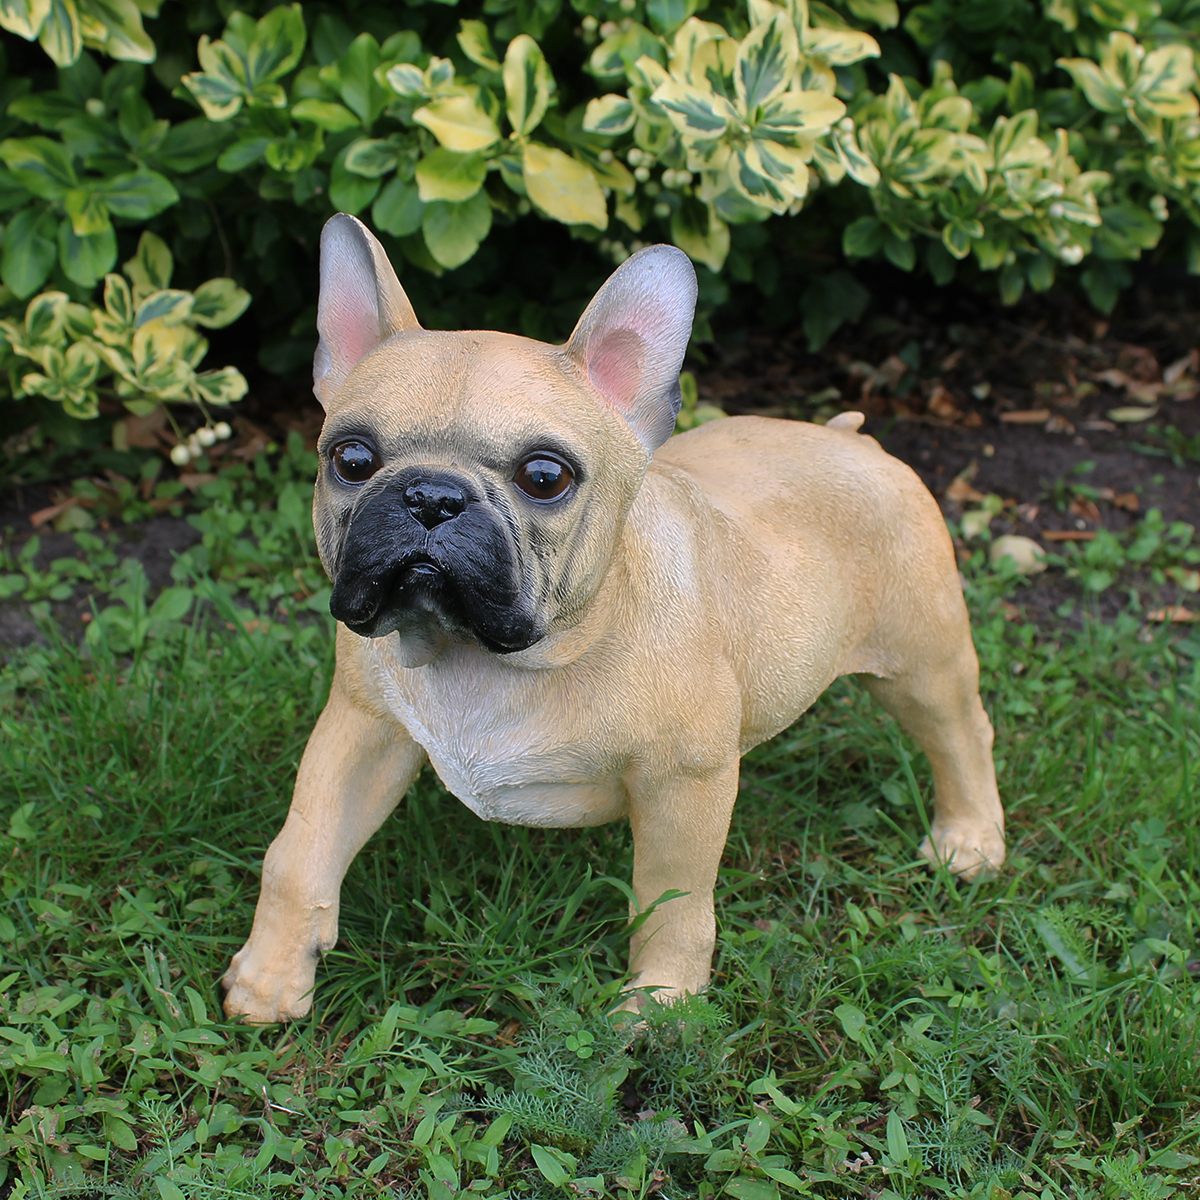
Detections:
2,281,1197,647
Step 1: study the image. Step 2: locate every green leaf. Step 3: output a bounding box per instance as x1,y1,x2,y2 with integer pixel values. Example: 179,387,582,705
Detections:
292,99,359,132
0,135,77,198
583,94,636,136
191,279,251,328
155,1178,185,1200
331,33,389,125
39,0,81,65
843,215,884,258
2,209,57,297
647,0,698,35
217,137,269,172
422,191,491,269
64,188,109,235
98,170,179,220
58,220,116,287
521,142,607,229
372,177,424,237
530,1144,575,1187
414,92,501,153
415,148,486,203
886,1110,909,1163
342,137,398,178
330,152,381,213
724,1179,779,1200
504,34,553,138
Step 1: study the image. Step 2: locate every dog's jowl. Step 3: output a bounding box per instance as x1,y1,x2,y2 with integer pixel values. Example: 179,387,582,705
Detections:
222,214,1005,1023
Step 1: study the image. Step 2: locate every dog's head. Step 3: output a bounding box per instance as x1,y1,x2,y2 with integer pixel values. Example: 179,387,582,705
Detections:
311,214,697,665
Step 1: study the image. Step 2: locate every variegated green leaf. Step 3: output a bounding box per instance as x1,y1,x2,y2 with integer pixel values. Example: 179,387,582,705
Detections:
135,290,193,328
124,231,172,296
652,78,734,144
831,123,880,186
990,111,1050,172
755,90,844,144
38,0,81,65
195,365,248,405
803,25,879,66
80,0,154,62
583,94,636,136
1057,56,1123,112
64,188,109,236
25,290,69,342
0,0,51,40
191,278,251,329
735,13,797,113
292,99,359,132
414,92,501,153
342,138,398,178
670,200,730,271
415,148,487,203
457,19,500,71
385,62,426,98
504,34,554,137
521,143,607,229
1134,44,1198,119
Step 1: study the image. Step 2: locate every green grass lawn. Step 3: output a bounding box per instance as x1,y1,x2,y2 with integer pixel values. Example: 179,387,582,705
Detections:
2,449,1198,1198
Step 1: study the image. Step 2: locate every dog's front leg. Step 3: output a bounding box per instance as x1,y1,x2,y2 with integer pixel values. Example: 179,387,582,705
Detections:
222,684,424,1023
625,762,740,1005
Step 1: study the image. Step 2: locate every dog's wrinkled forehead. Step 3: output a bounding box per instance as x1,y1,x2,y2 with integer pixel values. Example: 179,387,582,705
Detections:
322,328,618,466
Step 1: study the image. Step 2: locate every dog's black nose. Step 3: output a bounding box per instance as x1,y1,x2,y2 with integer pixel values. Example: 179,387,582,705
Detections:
403,479,467,529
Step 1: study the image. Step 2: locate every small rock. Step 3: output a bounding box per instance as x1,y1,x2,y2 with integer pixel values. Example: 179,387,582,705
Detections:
990,535,1047,575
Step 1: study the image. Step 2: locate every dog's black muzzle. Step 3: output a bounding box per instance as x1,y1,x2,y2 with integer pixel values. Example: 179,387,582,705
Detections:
328,468,542,653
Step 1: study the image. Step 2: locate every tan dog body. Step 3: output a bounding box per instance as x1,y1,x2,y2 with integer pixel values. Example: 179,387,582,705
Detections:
223,219,1004,1023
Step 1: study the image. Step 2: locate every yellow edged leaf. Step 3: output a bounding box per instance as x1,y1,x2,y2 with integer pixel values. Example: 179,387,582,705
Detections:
521,143,607,229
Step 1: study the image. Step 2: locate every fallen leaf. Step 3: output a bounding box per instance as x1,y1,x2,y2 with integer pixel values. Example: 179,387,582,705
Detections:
927,384,962,421
1000,408,1051,424
991,535,1047,575
1111,491,1139,513
1069,497,1101,523
30,497,82,528
945,463,986,504
1107,405,1158,423
1043,530,1096,542
1163,352,1196,386
1147,606,1198,623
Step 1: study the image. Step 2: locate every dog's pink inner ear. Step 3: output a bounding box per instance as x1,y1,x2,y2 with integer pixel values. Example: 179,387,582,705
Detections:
586,329,646,411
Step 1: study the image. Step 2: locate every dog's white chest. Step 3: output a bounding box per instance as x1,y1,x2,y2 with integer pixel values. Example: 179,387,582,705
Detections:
369,651,627,829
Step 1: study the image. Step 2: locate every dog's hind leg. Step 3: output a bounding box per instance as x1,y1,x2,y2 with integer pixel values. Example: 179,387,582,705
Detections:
860,636,1005,880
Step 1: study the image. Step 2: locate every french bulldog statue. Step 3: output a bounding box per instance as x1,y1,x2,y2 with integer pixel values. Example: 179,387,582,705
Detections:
222,214,1005,1022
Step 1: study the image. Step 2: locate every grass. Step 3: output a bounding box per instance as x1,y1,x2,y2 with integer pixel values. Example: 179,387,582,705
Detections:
1,444,1199,1199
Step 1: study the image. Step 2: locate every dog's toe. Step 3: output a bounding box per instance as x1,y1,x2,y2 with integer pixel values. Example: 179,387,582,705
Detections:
919,824,1006,879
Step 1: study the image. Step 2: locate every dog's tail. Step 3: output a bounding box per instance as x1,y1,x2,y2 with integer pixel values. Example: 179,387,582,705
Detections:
826,410,865,433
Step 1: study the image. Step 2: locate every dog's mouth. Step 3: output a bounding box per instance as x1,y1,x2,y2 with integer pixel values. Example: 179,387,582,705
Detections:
330,553,539,654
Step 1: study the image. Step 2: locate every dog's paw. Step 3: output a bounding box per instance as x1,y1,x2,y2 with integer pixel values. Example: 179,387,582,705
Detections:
919,823,1005,880
221,943,317,1024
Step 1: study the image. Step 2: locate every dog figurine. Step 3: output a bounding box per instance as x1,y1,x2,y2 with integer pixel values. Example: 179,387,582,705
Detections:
222,214,1005,1022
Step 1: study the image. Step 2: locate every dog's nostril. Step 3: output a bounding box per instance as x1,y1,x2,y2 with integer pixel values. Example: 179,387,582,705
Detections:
403,480,467,529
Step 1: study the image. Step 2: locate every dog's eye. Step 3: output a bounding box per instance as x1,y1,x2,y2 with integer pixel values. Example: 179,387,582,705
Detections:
514,455,574,503
331,440,380,485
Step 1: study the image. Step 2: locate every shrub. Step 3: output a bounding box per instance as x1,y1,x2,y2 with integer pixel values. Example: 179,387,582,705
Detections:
1,0,1197,442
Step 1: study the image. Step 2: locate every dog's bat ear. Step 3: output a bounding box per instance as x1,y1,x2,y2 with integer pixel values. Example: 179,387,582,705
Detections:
563,245,697,452
314,213,420,407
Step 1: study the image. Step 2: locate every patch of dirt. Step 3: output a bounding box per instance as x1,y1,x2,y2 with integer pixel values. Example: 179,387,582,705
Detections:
700,282,1199,623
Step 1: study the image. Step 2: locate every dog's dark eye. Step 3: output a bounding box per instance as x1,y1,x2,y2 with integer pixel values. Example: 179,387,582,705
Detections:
331,440,379,485
514,455,574,503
